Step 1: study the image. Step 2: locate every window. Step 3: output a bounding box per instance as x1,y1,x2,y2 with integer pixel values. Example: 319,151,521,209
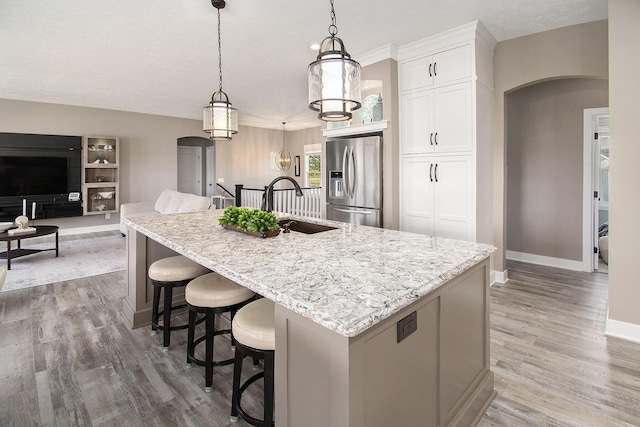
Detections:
304,143,322,188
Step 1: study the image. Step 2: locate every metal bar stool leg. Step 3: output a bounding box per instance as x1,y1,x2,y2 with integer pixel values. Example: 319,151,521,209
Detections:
151,285,161,334
162,285,173,350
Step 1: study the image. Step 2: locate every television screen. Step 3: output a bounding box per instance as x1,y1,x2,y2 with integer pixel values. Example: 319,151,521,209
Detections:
0,156,68,197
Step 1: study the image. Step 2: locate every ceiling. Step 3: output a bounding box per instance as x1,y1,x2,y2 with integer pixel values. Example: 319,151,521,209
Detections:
0,0,607,131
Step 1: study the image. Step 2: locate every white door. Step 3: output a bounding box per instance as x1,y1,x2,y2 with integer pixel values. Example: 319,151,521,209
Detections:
205,145,216,197
401,156,434,235
177,146,202,195
434,82,473,153
401,89,435,155
433,156,473,241
582,108,609,272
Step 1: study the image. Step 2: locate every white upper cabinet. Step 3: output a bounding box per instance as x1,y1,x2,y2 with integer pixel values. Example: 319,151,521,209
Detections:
400,45,472,91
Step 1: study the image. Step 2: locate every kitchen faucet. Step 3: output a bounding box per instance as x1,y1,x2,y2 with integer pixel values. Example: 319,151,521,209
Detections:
262,176,304,212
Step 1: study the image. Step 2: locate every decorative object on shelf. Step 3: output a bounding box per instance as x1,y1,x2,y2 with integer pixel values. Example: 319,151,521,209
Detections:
203,0,238,141
275,121,292,172
97,191,114,199
308,0,361,122
358,94,379,124
372,93,383,122
294,155,301,177
15,215,29,229
218,206,280,238
95,176,105,182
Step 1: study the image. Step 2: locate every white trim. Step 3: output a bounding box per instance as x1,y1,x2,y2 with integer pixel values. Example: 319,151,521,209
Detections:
582,107,609,272
321,120,388,138
58,223,120,237
506,250,583,272
490,269,509,286
398,21,486,62
605,318,640,344
355,44,398,67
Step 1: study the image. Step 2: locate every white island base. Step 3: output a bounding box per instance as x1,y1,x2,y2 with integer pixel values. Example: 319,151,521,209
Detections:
275,259,493,427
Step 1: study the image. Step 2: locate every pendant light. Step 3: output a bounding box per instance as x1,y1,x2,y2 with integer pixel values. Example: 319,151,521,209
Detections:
308,0,361,122
275,122,292,172
203,0,238,140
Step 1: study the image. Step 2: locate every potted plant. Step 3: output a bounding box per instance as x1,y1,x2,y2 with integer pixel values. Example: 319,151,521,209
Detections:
218,206,280,238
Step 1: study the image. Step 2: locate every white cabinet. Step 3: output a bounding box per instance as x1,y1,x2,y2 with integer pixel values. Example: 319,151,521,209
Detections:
402,156,473,240
399,21,495,242
400,45,472,91
401,82,472,155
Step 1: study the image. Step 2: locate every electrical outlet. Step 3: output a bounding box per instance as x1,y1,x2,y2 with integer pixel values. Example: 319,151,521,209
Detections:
105,213,111,219
217,178,224,183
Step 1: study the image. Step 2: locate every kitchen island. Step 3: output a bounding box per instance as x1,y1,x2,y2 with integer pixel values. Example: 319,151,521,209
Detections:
123,209,496,427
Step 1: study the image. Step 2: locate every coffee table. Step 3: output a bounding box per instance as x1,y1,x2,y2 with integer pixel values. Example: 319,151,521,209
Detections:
0,225,59,270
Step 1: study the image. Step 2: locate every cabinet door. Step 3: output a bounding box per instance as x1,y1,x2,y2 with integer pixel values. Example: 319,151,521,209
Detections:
434,82,472,153
432,45,472,86
401,156,434,235
401,90,435,155
433,156,473,241
400,56,433,91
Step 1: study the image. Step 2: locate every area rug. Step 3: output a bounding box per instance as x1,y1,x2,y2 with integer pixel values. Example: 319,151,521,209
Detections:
1,232,126,292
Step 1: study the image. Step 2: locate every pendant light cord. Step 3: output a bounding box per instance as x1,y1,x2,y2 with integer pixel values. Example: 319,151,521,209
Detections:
328,0,338,36
217,7,223,92
282,122,286,148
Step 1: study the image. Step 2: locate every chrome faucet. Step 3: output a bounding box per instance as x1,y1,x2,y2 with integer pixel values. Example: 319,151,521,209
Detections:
262,176,304,212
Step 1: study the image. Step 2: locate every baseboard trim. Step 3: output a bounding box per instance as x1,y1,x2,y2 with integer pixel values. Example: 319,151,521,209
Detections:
506,250,583,272
605,318,640,344
490,269,509,286
59,224,120,236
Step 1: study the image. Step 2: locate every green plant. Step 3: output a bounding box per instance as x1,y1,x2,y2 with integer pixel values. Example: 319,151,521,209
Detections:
218,206,279,233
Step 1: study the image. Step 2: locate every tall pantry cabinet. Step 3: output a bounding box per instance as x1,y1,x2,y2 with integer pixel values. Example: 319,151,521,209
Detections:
399,21,496,243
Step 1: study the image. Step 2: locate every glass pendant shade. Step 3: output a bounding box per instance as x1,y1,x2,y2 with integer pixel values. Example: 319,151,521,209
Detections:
203,0,238,141
275,122,292,172
308,35,361,122
203,90,238,141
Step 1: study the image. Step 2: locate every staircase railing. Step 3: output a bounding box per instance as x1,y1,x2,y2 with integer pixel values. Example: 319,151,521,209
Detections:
235,185,322,219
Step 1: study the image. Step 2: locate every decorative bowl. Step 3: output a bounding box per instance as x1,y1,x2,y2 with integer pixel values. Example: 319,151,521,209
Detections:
0,222,14,232
97,191,114,199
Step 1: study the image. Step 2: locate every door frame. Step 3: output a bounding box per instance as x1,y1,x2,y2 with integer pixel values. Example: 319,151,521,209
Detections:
582,107,609,272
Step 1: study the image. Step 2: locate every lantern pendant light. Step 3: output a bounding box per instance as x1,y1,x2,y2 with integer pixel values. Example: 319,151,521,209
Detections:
308,0,361,122
275,122,292,172
203,0,238,140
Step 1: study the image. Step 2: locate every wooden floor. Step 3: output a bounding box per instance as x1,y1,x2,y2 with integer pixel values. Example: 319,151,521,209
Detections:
479,261,640,427
1,260,639,426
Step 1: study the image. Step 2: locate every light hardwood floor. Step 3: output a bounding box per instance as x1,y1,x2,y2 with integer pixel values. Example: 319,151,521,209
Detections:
1,261,639,426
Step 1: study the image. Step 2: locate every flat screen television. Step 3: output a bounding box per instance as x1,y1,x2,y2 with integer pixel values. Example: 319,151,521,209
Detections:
0,156,69,197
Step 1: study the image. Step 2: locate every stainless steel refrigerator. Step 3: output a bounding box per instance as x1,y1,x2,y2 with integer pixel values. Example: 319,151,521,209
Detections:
326,134,383,227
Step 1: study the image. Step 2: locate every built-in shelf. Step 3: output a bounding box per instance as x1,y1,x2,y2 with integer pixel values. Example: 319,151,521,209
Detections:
322,120,389,138
82,136,120,215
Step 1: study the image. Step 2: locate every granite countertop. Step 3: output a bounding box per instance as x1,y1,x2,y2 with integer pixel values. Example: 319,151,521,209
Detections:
124,210,495,337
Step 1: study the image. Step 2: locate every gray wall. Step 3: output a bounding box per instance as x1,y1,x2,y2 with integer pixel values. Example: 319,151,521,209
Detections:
0,98,202,230
493,20,609,272
608,0,640,327
506,78,608,261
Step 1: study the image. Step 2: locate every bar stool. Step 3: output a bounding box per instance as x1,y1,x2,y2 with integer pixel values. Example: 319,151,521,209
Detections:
230,298,275,427
186,272,256,393
149,255,209,350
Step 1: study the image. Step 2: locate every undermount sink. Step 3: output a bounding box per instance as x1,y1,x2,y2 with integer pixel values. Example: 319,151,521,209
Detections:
278,219,337,234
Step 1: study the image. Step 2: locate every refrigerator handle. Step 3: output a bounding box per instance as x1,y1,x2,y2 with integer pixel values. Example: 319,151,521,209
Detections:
330,206,373,215
342,146,350,198
349,146,356,198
